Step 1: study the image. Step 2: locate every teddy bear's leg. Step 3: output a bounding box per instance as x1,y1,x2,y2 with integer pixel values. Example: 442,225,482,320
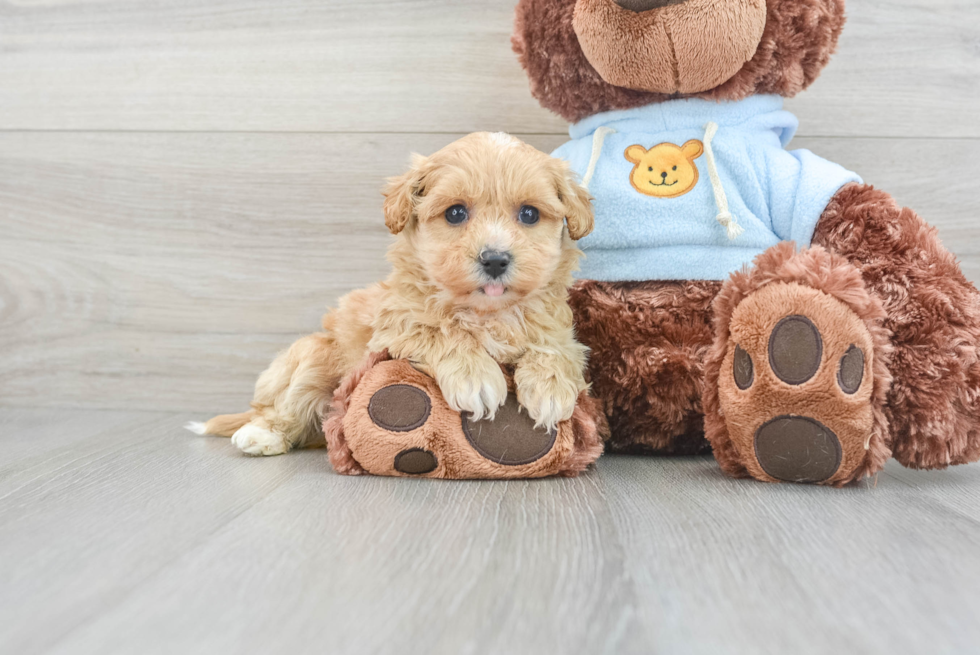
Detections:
813,184,980,469
325,356,605,479
704,242,893,486
570,279,721,454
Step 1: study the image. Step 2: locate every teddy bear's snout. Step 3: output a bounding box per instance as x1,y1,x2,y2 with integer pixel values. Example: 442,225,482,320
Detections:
573,0,767,95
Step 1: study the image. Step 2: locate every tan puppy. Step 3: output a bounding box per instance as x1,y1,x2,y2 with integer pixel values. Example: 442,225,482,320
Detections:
190,132,595,455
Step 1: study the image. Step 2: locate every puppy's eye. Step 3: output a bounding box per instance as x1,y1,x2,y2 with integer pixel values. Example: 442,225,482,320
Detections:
445,205,468,225
672,166,677,171
648,167,653,172
518,205,540,226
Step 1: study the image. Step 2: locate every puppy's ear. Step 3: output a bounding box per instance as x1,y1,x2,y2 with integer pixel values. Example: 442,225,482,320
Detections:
552,161,594,241
383,154,430,235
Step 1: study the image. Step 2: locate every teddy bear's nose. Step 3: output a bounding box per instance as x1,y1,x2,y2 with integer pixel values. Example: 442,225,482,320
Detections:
614,0,690,12
661,171,669,179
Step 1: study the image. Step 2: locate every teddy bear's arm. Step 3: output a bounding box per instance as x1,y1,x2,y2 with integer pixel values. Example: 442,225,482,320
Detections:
762,144,862,247
813,183,980,470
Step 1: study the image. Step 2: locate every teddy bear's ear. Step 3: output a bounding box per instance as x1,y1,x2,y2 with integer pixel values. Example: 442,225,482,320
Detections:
624,144,648,164
681,140,704,160
552,161,595,241
383,154,430,235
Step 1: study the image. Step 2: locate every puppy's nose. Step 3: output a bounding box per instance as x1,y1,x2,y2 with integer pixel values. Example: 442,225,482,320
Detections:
479,250,511,279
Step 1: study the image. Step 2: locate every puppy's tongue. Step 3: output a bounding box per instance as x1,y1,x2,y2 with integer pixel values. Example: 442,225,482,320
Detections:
483,283,505,297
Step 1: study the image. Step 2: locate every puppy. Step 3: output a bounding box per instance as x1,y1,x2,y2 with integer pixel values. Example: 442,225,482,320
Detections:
191,132,595,455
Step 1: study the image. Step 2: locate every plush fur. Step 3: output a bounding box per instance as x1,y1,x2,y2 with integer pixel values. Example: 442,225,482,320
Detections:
513,0,846,123
200,132,596,456
568,279,719,454
813,184,980,470
322,351,389,475
572,0,767,95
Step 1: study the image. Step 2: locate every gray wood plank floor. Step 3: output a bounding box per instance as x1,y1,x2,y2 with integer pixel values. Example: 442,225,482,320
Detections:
1,408,978,655
1,0,977,137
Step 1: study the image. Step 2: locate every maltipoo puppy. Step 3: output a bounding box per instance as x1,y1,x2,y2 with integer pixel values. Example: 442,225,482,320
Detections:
191,132,595,455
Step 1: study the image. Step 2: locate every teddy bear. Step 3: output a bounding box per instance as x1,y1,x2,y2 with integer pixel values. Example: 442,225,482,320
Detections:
512,0,980,485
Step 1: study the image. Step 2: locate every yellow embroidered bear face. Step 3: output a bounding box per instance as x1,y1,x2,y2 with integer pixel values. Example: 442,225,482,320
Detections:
625,140,704,199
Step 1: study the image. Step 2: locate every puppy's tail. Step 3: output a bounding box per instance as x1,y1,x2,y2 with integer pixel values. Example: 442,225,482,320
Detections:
185,411,254,438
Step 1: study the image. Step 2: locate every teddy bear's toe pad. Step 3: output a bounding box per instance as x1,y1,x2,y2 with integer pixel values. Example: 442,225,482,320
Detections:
719,282,876,485
754,416,842,483
462,396,556,465
393,447,438,475
768,315,822,385
368,385,431,432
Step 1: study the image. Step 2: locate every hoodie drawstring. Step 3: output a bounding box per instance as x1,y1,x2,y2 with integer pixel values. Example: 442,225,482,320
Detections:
581,126,616,190
703,122,744,240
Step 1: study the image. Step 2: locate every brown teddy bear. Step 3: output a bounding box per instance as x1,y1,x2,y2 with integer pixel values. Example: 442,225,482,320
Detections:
513,0,980,485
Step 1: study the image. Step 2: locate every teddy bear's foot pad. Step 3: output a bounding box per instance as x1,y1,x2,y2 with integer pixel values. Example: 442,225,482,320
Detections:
719,282,877,485
462,396,556,465
753,415,842,484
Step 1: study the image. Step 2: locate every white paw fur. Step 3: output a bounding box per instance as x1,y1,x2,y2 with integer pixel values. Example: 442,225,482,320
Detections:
231,423,291,456
515,370,580,432
436,358,508,422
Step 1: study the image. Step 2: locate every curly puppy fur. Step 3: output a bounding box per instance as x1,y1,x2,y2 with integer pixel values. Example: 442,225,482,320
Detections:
703,241,894,486
513,0,846,123
201,133,595,455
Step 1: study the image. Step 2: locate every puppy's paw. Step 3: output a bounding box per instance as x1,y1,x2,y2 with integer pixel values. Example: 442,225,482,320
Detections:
435,355,508,422
231,423,291,456
515,365,582,432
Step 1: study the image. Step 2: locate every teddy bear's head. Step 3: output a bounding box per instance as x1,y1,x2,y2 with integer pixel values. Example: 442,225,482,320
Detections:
512,0,846,123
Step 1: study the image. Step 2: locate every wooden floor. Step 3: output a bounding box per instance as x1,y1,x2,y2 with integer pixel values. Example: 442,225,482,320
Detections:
2,0,980,653
2,408,979,655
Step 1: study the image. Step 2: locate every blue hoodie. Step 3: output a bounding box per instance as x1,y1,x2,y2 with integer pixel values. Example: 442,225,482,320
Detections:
552,95,861,281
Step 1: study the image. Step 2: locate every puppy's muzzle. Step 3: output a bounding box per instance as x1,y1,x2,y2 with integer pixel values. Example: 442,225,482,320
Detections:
479,250,512,280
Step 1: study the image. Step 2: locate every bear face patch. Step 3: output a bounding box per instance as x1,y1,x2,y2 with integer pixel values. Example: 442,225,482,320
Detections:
625,140,704,198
